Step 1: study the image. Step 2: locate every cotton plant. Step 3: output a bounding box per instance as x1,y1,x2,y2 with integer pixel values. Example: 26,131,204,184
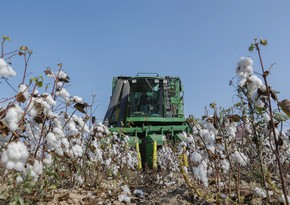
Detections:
236,57,267,111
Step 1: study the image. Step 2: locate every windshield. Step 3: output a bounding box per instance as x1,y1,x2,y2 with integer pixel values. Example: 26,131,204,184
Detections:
130,78,163,117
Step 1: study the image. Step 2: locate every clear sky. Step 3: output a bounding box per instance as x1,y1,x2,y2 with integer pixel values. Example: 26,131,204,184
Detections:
1,1,290,121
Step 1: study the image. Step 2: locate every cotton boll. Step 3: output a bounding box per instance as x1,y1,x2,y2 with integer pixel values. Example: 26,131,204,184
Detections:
53,127,65,138
254,97,265,108
96,126,104,133
6,141,29,161
53,117,63,129
278,194,290,203
72,115,90,133
28,106,38,118
118,194,131,203
200,129,215,144
32,89,39,97
0,58,16,77
6,161,16,170
3,105,24,131
33,160,43,175
94,146,103,162
263,112,271,123
205,122,218,135
226,126,237,139
56,71,70,82
193,161,208,187
71,96,84,104
253,187,267,198
207,145,215,153
61,138,70,153
16,176,23,183
18,84,30,100
231,151,248,166
9,122,19,131
56,81,64,88
42,93,56,106
104,126,110,135
74,174,84,185
43,153,53,165
15,161,26,172
71,144,83,158
190,151,202,163
55,147,64,156
238,78,247,88
259,84,267,92
2,141,28,171
105,158,112,166
177,141,187,155
56,88,70,102
47,134,62,154
251,90,265,108
244,118,252,134
247,75,263,92
121,185,131,195
67,120,78,133
220,159,230,173
236,57,253,78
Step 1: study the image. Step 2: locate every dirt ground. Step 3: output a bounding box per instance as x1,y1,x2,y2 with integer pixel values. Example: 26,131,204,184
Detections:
40,175,195,205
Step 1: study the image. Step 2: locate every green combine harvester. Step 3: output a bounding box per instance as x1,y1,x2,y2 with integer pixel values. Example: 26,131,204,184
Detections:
103,73,190,168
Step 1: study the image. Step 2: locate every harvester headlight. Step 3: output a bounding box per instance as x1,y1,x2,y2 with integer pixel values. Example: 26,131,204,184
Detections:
132,79,137,83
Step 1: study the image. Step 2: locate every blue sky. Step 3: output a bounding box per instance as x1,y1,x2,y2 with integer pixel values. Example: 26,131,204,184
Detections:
1,1,290,121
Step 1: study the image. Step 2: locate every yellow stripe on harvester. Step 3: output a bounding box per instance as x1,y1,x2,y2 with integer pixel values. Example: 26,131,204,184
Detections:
153,140,157,169
136,143,142,170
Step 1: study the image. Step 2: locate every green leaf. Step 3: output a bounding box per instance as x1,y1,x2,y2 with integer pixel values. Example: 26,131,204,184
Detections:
2,35,11,41
274,112,288,121
0,193,6,200
30,76,44,87
248,43,255,52
18,196,25,205
29,77,37,82
210,102,216,109
19,46,28,51
36,81,43,87
259,38,268,46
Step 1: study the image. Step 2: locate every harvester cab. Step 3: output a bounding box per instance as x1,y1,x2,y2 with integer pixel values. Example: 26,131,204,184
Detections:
103,73,190,168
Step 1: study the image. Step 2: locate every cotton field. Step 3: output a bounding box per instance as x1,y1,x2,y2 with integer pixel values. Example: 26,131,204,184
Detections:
0,37,289,204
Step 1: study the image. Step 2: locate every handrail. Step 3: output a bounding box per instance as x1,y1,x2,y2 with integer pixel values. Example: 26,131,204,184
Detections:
136,73,159,77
